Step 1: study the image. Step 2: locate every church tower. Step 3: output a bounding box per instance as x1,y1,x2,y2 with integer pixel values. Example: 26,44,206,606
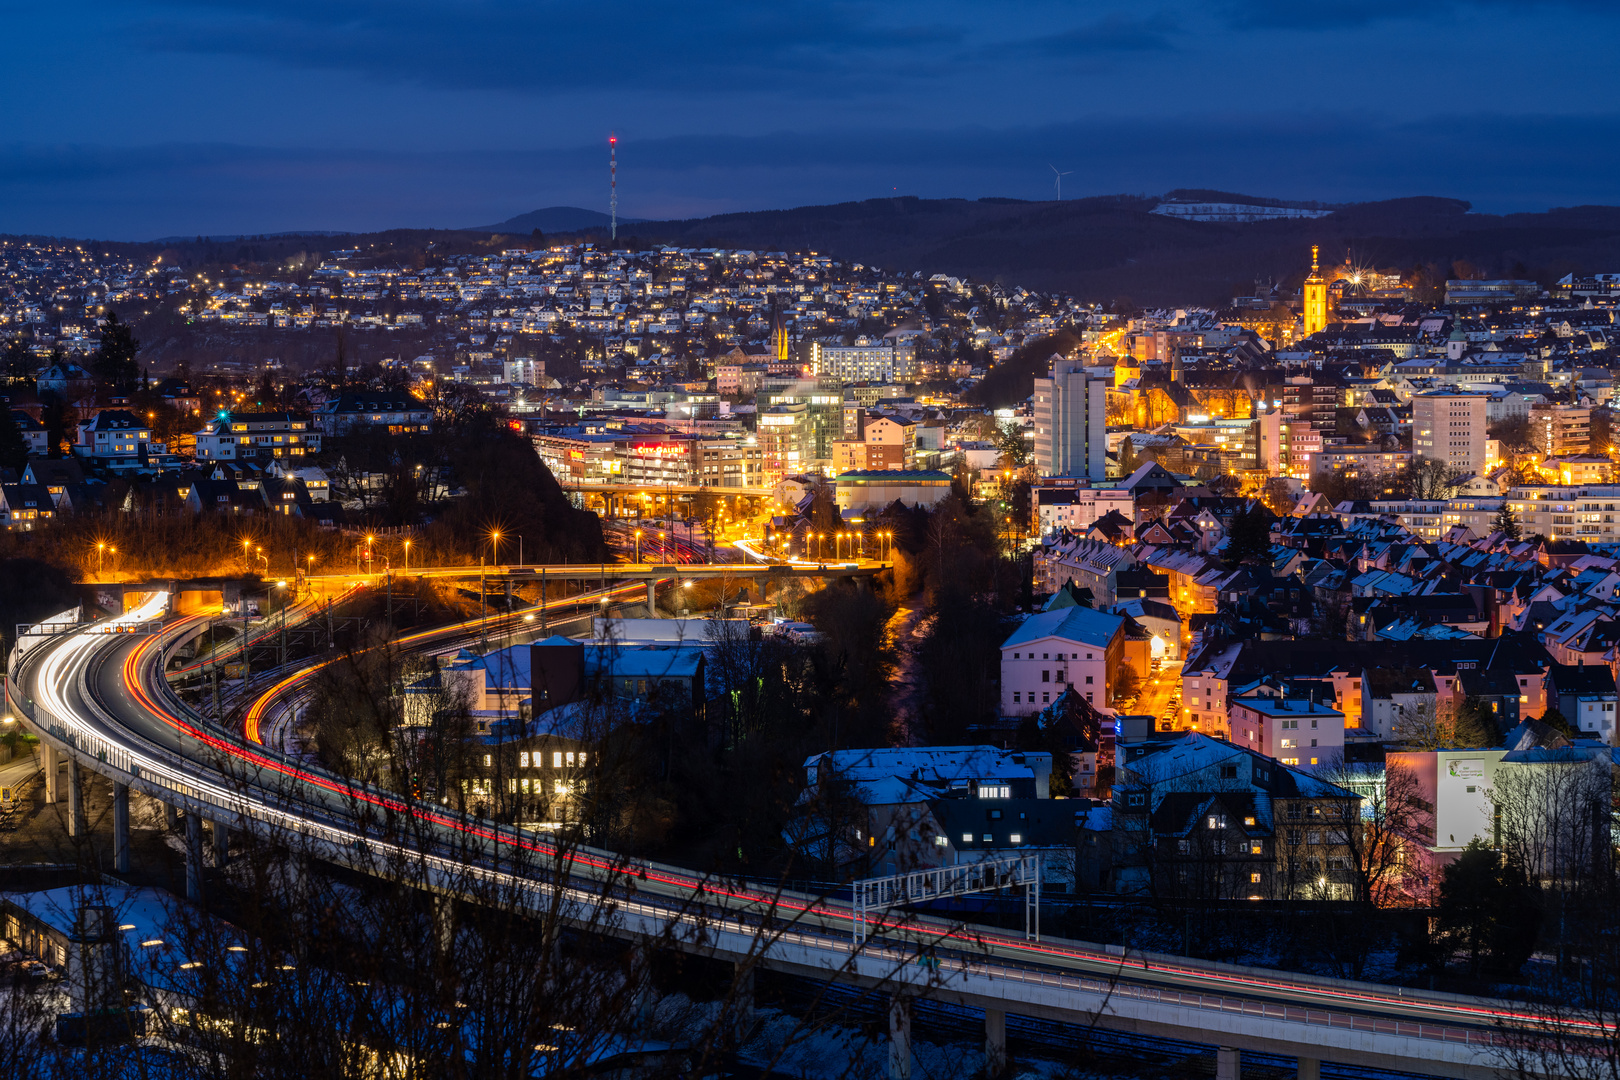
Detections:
772,309,790,363
1302,244,1328,337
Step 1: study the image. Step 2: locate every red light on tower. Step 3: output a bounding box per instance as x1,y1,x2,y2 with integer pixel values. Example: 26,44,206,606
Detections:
609,131,618,243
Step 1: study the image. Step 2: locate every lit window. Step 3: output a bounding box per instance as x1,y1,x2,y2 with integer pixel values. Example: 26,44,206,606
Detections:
553,752,563,768
1010,833,1022,844
962,833,973,843
519,752,530,767
483,754,492,767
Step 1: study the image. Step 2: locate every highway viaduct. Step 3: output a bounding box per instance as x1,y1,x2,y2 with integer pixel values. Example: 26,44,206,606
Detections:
8,601,1587,1080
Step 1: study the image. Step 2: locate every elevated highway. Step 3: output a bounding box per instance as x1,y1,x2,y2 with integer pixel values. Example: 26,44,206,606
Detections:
6,599,1598,1080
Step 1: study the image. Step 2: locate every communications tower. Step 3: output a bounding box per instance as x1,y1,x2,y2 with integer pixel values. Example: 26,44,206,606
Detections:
609,132,618,243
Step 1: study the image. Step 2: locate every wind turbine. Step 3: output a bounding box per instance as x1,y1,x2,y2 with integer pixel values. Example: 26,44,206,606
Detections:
1049,164,1074,201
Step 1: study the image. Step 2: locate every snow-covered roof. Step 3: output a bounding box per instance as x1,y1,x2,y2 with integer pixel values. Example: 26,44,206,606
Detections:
1001,605,1125,651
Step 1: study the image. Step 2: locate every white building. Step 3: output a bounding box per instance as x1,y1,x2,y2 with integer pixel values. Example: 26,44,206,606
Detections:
1035,485,1134,538
1505,484,1620,542
810,339,918,383
73,409,151,463
194,411,321,461
1228,692,1345,770
1000,605,1125,715
1411,390,1487,476
1033,358,1107,480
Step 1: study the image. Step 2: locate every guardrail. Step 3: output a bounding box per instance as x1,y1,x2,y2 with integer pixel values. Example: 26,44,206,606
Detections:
5,605,1566,1073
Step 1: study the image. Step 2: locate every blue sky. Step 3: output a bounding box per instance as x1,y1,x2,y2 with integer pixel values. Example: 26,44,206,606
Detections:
3,0,1618,238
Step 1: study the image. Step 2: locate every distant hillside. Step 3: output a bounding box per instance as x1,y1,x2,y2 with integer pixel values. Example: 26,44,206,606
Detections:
472,206,645,233
586,194,1620,306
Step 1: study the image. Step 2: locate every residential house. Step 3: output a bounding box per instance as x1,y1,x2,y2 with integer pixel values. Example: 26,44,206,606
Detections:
1111,732,1363,900
788,746,1057,878
0,483,55,530
73,409,150,466
194,411,321,461
313,392,433,437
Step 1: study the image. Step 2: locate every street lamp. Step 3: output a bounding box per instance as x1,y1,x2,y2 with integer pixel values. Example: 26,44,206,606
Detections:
255,546,268,574
489,530,502,566
634,529,643,563
402,539,411,572
242,538,252,572
97,541,106,576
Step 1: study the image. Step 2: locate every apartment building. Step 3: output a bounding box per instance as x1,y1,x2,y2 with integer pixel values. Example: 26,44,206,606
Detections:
1529,401,1592,458
862,414,916,470
1412,390,1487,475
1033,358,1107,480
1505,484,1620,542
1000,605,1126,715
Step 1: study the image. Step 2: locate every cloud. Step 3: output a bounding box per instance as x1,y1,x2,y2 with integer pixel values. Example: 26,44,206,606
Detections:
8,111,1620,240
122,0,966,97
1224,0,1616,30
1015,15,1177,57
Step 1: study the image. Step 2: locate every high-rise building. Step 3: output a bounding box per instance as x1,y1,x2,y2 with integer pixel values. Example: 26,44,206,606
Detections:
1033,359,1107,479
1530,401,1592,458
757,402,812,486
1412,390,1487,476
1302,245,1329,337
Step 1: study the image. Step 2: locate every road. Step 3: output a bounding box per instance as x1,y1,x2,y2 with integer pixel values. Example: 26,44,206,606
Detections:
5,600,1599,1079
1129,660,1183,729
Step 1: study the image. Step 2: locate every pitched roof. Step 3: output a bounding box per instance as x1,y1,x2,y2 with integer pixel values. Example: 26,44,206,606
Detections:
1001,605,1126,650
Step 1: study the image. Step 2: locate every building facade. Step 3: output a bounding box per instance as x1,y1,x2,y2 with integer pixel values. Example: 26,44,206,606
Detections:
1412,390,1487,476
1033,358,1107,480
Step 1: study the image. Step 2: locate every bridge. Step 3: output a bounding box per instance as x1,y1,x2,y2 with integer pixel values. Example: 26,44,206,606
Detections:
6,598,1597,1080
96,560,884,618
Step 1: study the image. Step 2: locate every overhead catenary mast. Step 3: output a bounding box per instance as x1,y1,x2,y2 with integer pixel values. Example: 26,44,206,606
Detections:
609,132,618,243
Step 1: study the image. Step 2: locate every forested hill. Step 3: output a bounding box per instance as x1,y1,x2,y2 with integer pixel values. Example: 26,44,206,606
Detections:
608,195,1620,307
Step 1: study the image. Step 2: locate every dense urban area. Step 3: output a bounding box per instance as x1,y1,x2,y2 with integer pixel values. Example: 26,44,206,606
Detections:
5,215,1620,1080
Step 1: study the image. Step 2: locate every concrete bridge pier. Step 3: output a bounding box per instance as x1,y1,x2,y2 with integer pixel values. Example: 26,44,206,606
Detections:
184,812,205,902
984,1008,1007,1078
645,580,657,614
112,782,130,873
432,894,455,959
211,818,230,867
731,961,754,1041
626,943,654,1027
1296,1058,1319,1080
887,994,912,1080
41,744,57,804
754,577,768,607
1216,1046,1241,1080
66,760,86,838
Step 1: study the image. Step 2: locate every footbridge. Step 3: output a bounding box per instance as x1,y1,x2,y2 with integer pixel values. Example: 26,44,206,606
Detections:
6,598,1597,1080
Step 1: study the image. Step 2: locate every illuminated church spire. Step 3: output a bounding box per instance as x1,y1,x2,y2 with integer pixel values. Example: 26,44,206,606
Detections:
1302,244,1328,337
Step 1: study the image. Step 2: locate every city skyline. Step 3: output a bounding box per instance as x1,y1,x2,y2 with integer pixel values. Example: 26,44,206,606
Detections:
4,0,1620,237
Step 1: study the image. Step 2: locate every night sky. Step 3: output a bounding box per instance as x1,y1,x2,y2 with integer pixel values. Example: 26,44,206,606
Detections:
4,0,1618,238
